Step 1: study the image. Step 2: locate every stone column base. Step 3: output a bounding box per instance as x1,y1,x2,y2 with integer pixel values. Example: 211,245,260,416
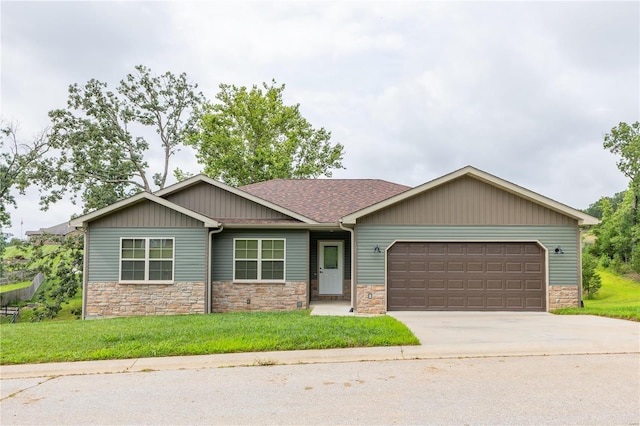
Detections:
549,285,580,310
355,284,385,315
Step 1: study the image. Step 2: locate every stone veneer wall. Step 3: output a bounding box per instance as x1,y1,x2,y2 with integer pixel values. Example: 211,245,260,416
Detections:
548,285,580,310
355,284,386,315
212,281,307,313
310,279,351,301
85,282,205,318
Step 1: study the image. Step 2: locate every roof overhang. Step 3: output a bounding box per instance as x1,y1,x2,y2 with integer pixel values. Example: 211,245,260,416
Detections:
69,192,221,229
155,174,319,225
341,166,600,226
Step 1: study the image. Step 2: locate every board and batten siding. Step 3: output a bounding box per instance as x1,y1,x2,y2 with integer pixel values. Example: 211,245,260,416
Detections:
211,229,308,281
358,176,577,226
356,225,579,287
91,200,204,228
88,227,207,282
165,181,292,220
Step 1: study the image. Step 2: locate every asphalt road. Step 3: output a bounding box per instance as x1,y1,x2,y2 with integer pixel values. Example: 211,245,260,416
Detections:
2,353,639,425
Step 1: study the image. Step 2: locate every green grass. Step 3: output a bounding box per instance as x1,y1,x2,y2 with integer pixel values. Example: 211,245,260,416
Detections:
0,310,419,365
553,269,640,321
0,280,32,293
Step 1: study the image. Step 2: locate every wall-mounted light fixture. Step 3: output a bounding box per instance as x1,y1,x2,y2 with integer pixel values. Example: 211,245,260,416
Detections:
554,246,564,254
374,245,381,253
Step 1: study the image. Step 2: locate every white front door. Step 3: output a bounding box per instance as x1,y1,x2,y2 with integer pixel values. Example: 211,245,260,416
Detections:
319,241,343,295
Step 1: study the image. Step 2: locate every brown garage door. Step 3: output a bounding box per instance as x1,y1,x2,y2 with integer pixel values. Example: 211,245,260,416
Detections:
387,242,546,311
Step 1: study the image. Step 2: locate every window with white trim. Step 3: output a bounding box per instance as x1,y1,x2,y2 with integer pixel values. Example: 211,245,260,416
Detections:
234,239,285,281
120,238,174,282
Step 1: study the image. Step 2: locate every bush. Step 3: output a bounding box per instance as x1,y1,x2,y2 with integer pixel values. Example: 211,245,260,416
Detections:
598,254,611,268
582,253,602,299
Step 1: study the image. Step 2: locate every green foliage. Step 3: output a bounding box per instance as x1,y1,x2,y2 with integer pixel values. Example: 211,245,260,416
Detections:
28,235,84,321
187,80,345,186
582,252,602,299
604,121,640,192
589,188,640,272
591,121,640,274
36,65,206,212
0,310,419,364
2,236,84,320
583,191,626,219
0,123,51,227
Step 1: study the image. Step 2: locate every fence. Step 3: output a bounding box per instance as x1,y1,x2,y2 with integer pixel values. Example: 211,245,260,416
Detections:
0,306,20,323
0,270,37,286
0,272,45,305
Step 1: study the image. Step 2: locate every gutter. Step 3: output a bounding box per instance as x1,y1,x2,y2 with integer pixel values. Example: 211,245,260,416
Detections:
207,226,224,314
339,220,355,312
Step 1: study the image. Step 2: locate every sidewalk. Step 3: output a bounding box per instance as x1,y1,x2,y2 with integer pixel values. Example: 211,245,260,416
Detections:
1,346,409,379
2,312,638,380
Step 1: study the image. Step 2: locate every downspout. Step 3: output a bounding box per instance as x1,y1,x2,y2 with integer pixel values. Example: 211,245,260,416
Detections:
339,221,355,312
77,226,88,320
207,226,224,314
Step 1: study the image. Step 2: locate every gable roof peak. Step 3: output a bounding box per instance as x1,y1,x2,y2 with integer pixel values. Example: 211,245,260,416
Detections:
341,165,599,226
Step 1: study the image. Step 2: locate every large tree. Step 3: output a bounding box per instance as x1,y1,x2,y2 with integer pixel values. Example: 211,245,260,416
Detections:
186,80,345,186
603,121,640,225
38,65,206,212
0,122,51,227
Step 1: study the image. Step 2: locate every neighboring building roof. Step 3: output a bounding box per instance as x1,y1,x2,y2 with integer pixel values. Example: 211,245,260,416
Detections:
69,192,220,228
341,166,600,226
25,222,76,237
240,179,411,223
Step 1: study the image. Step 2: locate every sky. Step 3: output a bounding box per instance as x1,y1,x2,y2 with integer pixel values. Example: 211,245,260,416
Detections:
1,1,638,239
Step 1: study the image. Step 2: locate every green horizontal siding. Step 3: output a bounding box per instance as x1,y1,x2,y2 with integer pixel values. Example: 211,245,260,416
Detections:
88,227,207,282
211,229,308,281
356,225,578,286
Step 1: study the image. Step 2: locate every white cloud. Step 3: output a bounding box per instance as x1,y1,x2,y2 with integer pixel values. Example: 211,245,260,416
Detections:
1,0,638,240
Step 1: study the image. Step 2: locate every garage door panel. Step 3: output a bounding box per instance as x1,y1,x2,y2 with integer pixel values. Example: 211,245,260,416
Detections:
525,262,542,273
468,279,484,290
428,279,445,290
467,297,484,308
487,297,505,309
506,280,523,290
525,280,543,290
448,280,464,290
506,263,523,272
447,262,465,272
428,297,445,308
487,280,503,290
388,242,546,311
447,297,465,308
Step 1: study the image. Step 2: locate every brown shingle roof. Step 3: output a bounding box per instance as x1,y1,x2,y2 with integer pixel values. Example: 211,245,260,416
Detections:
240,179,411,223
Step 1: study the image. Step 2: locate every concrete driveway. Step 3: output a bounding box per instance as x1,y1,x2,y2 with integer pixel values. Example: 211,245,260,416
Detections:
387,311,640,358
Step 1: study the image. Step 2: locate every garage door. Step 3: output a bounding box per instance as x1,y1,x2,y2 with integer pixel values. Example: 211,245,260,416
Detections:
387,242,546,311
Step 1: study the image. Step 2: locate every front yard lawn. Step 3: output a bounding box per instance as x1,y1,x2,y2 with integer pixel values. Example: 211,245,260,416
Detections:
553,269,640,321
0,310,419,365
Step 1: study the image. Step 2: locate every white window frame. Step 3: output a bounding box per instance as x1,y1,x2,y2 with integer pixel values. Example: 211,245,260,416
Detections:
233,238,286,283
119,237,175,284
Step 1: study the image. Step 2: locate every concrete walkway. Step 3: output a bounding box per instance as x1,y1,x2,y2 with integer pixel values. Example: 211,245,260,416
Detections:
1,312,638,379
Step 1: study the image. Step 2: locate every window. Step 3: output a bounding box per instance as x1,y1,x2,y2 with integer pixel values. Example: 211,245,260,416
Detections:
120,238,174,282
234,239,285,281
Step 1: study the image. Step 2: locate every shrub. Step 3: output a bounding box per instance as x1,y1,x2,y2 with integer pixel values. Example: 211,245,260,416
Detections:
598,254,611,268
582,253,602,299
